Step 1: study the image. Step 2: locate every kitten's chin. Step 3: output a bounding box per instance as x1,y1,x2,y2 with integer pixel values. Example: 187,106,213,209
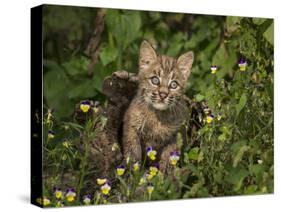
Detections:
152,102,169,110
144,96,169,110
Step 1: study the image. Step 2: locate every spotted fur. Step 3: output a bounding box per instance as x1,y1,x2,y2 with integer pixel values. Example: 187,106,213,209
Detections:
122,40,194,172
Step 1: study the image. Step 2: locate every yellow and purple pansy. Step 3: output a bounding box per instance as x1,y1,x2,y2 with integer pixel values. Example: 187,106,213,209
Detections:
65,188,76,202
238,59,247,71
147,183,154,195
169,151,180,166
83,194,91,205
53,187,63,199
116,165,125,176
146,163,159,180
146,146,157,160
101,182,111,195
206,114,215,124
210,65,218,74
149,163,159,176
48,130,55,139
80,100,91,113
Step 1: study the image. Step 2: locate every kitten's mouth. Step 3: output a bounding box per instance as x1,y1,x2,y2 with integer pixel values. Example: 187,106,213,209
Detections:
144,93,170,110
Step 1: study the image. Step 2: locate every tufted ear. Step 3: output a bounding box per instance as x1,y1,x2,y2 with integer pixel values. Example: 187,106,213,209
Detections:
139,40,157,72
177,51,194,81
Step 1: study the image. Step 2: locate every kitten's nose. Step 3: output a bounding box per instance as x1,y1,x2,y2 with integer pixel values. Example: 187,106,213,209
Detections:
159,92,168,99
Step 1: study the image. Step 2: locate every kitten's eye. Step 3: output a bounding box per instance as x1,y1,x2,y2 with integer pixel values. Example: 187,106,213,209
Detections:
170,81,178,89
151,76,160,85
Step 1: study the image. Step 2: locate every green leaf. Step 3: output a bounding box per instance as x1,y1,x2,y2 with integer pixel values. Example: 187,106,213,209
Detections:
99,45,118,66
106,10,141,50
263,23,274,45
236,93,247,116
62,56,90,76
227,16,242,26
43,69,74,120
43,59,61,71
225,167,249,191
166,32,185,57
233,145,250,167
62,122,84,132
68,80,97,99
250,164,266,184
212,44,236,79
226,16,242,32
231,140,247,153
92,74,103,92
195,94,205,101
218,133,226,142
253,18,266,25
244,185,258,194
183,181,208,198
188,147,200,161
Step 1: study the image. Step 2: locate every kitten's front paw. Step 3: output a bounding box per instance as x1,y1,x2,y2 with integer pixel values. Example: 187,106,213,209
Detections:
112,70,138,82
113,70,130,79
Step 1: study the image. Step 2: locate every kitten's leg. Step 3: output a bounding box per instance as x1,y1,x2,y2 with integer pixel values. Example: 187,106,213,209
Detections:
159,143,178,174
122,119,142,163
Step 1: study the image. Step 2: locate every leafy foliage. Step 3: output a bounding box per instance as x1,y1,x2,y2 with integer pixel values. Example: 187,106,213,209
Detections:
41,5,273,207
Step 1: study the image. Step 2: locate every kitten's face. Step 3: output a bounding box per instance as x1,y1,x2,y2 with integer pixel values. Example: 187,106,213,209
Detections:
138,41,194,111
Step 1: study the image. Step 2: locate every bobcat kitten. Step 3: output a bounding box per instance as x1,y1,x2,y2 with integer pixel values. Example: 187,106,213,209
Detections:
122,40,194,172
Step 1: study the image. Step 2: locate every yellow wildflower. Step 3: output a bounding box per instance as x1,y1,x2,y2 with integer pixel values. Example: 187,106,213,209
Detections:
133,162,140,172
65,188,76,202
48,130,54,139
97,178,107,185
169,151,180,166
62,141,71,148
238,59,247,71
210,65,218,74
116,165,125,176
139,177,146,185
42,197,51,206
149,166,158,177
147,183,154,195
101,183,111,195
83,195,91,205
146,146,157,161
80,100,91,113
54,188,62,199
206,115,214,124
